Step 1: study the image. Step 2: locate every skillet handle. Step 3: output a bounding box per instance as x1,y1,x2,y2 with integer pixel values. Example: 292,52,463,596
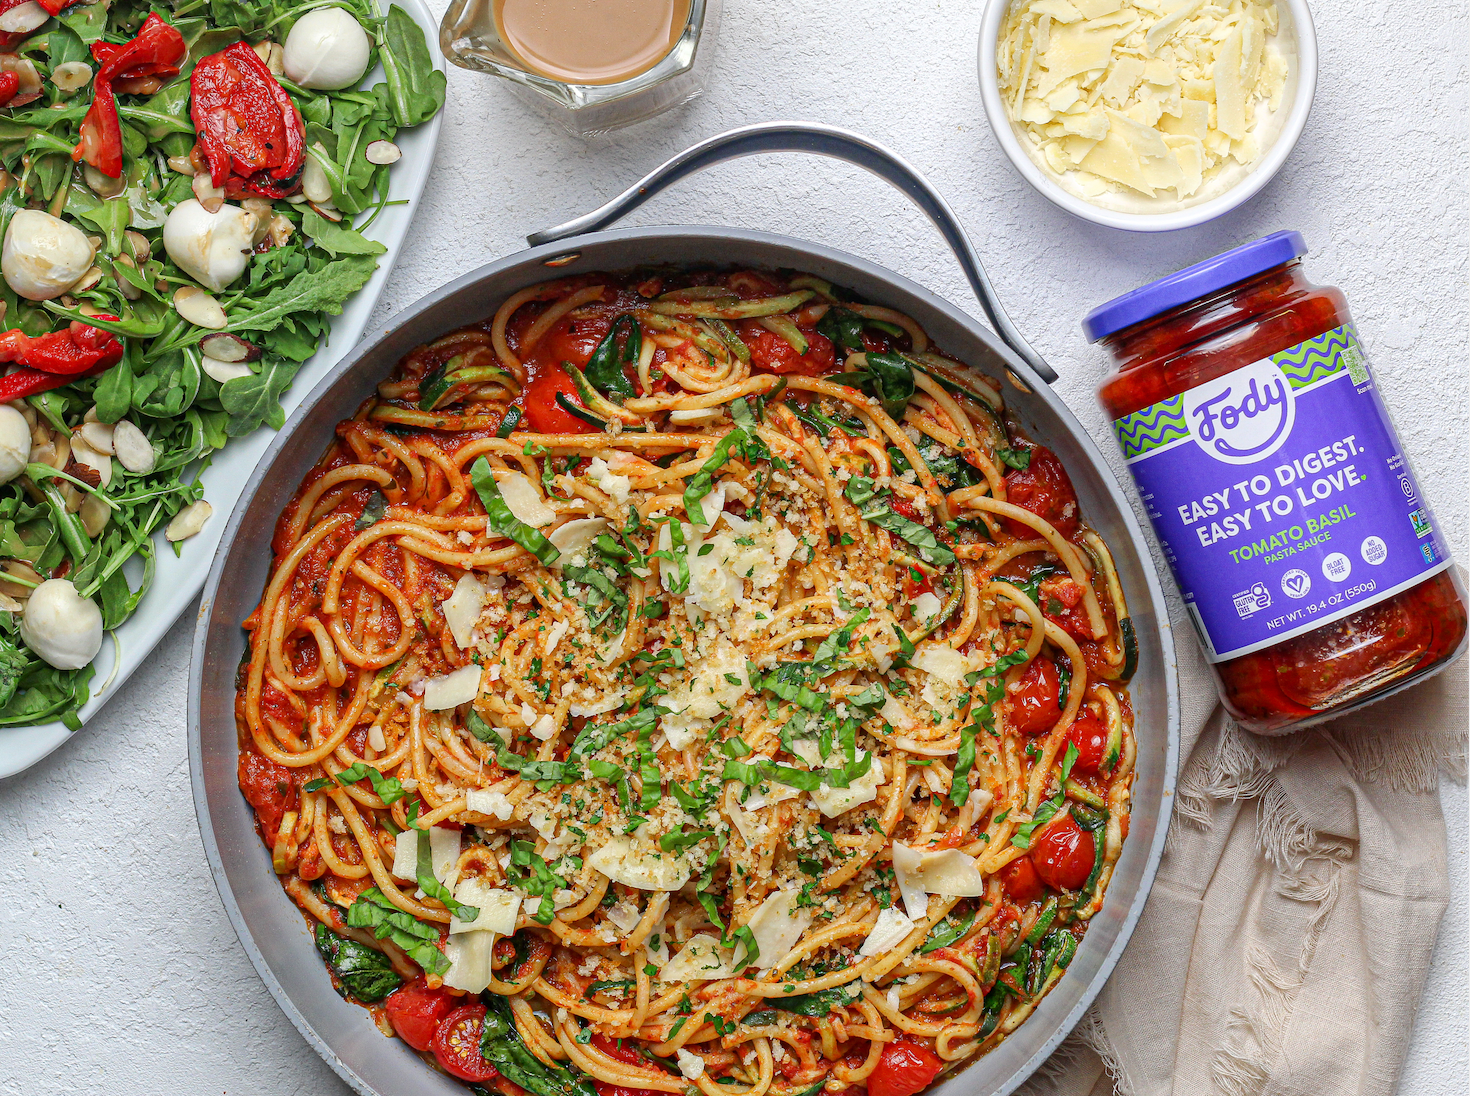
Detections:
526,121,1058,385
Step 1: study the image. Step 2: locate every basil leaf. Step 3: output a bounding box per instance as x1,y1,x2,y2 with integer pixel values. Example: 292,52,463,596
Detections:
345,888,448,975
920,907,977,954
479,994,598,1096
684,424,748,526
355,490,387,531
856,504,955,567
771,981,861,1017
997,447,1031,471
471,456,561,565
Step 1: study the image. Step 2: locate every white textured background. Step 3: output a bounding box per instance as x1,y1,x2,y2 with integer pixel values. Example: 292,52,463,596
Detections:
0,0,1464,1092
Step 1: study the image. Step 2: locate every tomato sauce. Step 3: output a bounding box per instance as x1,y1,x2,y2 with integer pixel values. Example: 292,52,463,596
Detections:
1091,233,1466,734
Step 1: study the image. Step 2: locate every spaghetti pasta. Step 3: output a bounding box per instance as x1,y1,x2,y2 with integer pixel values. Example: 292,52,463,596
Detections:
235,268,1137,1096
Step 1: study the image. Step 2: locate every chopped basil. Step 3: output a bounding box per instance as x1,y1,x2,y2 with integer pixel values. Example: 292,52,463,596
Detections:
771,981,862,1017
345,888,448,975
583,315,640,400
416,828,478,919
470,456,560,565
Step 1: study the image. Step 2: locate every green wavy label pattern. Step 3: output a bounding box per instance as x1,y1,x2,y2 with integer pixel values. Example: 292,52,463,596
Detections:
1113,394,1187,460
1271,323,1362,389
1113,324,1367,461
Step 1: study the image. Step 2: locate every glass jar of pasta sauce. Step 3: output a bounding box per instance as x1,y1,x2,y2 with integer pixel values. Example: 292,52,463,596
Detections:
1085,231,1467,735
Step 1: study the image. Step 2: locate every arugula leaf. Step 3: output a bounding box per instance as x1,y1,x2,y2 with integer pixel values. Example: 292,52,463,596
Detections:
226,254,379,336
303,209,388,258
345,888,448,975
471,457,561,565
771,981,862,1017
314,924,402,1002
219,358,302,436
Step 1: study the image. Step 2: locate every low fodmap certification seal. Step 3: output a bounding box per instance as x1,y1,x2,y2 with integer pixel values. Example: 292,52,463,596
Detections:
1112,324,1451,661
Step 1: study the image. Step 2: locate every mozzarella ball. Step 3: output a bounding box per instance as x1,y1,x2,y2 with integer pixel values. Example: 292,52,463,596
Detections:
283,8,372,90
2,209,95,301
162,199,259,292
19,579,104,670
0,406,30,485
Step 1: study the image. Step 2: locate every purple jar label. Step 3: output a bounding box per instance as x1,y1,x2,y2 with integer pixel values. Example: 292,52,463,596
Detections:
1112,324,1451,662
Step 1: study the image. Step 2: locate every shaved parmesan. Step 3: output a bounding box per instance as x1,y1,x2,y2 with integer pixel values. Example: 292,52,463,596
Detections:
860,906,917,957
549,517,608,564
498,472,554,528
661,934,736,981
911,591,942,622
450,881,521,935
423,664,480,710
588,835,690,891
676,1049,706,1081
741,888,812,969
443,928,495,993
892,842,987,921
912,644,972,686
392,825,460,882
441,573,485,649
1212,23,1248,139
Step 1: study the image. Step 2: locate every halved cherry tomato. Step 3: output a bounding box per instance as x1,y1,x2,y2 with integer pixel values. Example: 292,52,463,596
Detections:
997,856,1044,905
1002,446,1079,539
889,495,922,522
433,1004,500,1082
901,567,934,600
738,320,836,376
543,314,611,370
521,364,598,435
383,977,456,1052
1038,574,1096,640
589,1036,660,1096
1065,713,1109,776
867,1037,944,1096
1030,814,1095,892
1007,657,1061,736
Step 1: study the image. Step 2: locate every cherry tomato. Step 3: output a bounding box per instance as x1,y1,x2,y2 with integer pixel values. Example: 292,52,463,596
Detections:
383,977,456,1052
1038,575,1095,640
867,1037,944,1096
738,320,837,375
1030,815,1095,892
543,314,610,370
889,495,922,522
590,1036,659,1096
1007,657,1061,736
521,364,597,435
238,752,295,840
1002,446,1079,539
998,856,1044,905
1065,714,1109,775
432,1004,500,1082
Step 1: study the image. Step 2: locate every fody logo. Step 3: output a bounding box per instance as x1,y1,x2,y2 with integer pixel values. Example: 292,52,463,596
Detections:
1183,358,1295,465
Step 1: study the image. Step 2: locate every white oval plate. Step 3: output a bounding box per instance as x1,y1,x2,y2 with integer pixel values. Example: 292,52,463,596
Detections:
0,0,445,779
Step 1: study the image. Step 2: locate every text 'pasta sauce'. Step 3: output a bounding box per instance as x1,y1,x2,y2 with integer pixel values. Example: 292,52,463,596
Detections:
495,0,691,84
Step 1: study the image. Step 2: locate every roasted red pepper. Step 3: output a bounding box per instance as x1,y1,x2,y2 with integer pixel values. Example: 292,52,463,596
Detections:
0,319,124,376
0,71,17,106
191,42,304,199
72,13,185,178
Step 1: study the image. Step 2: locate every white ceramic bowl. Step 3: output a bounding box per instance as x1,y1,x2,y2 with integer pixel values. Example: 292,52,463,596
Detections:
977,0,1317,232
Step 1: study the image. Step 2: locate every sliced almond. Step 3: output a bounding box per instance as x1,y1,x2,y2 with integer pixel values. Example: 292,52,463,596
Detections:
198,332,260,363
267,213,295,248
166,499,213,541
201,355,253,384
79,493,109,537
0,2,48,34
113,254,142,300
70,265,104,293
78,421,115,455
364,140,401,166
69,435,112,489
112,419,156,474
0,559,41,600
166,154,195,176
308,200,341,222
301,144,333,203
124,229,151,262
241,197,274,245
174,285,227,330
50,61,93,93
192,172,225,213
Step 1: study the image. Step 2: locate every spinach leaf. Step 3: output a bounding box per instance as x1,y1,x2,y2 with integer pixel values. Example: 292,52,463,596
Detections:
314,924,402,1002
583,315,639,400
470,456,561,565
857,351,915,420
479,993,597,1096
377,5,446,128
815,306,864,354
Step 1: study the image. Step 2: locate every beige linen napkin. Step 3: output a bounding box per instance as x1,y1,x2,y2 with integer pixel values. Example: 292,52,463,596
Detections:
1019,599,1467,1096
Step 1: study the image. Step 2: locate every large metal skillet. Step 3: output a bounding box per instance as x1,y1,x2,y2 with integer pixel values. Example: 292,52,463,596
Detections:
189,122,1180,1096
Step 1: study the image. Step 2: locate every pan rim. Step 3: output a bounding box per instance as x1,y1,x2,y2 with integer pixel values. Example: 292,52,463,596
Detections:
189,224,1181,1096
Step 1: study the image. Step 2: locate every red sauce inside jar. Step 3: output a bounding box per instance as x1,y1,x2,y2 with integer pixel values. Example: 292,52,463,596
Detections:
1093,246,1466,734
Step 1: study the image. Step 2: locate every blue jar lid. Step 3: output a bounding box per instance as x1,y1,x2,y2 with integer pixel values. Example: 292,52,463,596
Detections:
1081,230,1308,343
